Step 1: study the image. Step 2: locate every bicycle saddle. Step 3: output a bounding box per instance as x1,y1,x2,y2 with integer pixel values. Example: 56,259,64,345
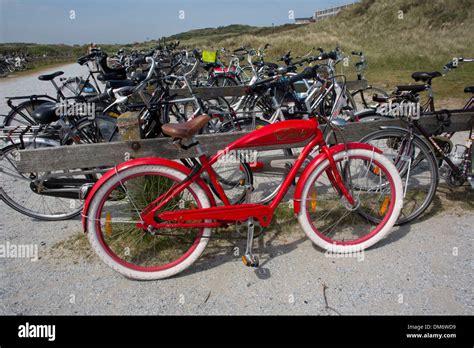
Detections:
32,102,60,124
411,71,442,83
161,114,211,139
38,71,64,81
464,86,474,94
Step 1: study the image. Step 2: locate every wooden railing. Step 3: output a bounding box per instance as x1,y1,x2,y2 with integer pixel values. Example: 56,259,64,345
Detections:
16,109,473,173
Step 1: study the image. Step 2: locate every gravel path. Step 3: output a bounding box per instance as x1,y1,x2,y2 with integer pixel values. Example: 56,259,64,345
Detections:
0,63,89,116
0,64,473,315
1,194,472,315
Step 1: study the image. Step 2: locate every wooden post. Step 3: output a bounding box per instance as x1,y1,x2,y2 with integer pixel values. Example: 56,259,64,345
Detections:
116,111,141,141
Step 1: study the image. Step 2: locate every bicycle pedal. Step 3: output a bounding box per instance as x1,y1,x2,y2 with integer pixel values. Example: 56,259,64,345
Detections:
242,254,259,268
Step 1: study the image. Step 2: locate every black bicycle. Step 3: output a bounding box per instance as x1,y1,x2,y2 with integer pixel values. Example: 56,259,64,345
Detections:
359,57,473,224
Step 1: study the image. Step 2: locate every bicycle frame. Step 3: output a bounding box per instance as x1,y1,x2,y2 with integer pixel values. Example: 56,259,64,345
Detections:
135,118,356,230
71,61,103,95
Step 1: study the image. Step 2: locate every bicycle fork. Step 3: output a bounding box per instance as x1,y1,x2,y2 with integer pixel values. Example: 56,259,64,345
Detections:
321,146,356,207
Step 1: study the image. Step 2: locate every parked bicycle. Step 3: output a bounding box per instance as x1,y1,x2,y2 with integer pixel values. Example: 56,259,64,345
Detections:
82,64,404,280
359,57,473,224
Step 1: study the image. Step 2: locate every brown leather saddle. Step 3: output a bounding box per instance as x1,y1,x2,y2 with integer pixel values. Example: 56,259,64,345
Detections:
161,114,211,139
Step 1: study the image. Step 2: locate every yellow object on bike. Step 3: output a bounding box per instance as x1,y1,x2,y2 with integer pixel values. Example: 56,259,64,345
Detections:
106,112,120,118
202,50,217,63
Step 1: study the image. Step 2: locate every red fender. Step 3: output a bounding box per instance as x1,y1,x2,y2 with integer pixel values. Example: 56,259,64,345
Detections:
82,158,216,232
293,143,382,214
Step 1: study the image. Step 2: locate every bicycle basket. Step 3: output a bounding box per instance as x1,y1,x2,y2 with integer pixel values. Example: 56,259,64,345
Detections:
202,50,217,63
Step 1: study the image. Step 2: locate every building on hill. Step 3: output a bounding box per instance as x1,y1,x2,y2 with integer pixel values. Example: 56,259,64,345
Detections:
294,2,357,24
295,17,315,25
314,2,357,21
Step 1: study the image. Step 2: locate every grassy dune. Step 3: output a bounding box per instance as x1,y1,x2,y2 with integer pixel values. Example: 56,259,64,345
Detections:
170,0,474,107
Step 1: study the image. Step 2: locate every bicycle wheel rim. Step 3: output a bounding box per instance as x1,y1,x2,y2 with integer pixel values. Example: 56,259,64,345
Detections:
303,154,398,245
360,130,438,224
92,169,207,272
0,143,85,220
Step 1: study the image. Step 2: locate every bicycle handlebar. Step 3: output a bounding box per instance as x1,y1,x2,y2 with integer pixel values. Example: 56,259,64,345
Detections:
250,66,318,93
287,66,318,84
87,90,112,103
443,57,473,72
77,52,97,65
317,50,339,61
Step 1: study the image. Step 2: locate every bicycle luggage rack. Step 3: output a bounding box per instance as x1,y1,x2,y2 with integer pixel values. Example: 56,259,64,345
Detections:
6,94,57,110
0,125,44,138
0,124,53,148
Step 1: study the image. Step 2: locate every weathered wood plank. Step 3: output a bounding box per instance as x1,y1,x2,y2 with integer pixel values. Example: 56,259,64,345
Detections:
168,79,368,98
17,110,473,173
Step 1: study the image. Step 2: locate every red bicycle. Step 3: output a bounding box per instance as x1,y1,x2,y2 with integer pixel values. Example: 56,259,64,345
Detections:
82,75,403,281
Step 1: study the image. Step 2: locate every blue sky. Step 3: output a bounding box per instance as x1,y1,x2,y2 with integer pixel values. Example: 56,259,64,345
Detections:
0,0,353,44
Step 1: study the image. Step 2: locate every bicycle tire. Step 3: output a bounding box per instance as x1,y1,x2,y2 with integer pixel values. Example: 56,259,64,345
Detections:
360,128,439,224
3,99,50,126
298,148,403,252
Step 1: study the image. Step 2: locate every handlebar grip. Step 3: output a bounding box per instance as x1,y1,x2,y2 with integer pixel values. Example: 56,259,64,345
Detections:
77,53,95,65
249,77,279,93
87,90,111,103
443,61,456,70
318,53,329,60
318,51,338,60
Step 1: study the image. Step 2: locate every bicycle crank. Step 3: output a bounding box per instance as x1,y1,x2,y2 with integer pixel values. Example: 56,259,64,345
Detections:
241,217,260,268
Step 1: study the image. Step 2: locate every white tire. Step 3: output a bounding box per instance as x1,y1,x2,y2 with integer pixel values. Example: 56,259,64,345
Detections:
86,164,212,280
297,148,403,253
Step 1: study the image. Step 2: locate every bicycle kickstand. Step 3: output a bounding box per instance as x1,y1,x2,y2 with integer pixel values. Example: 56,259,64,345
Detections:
242,184,259,268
